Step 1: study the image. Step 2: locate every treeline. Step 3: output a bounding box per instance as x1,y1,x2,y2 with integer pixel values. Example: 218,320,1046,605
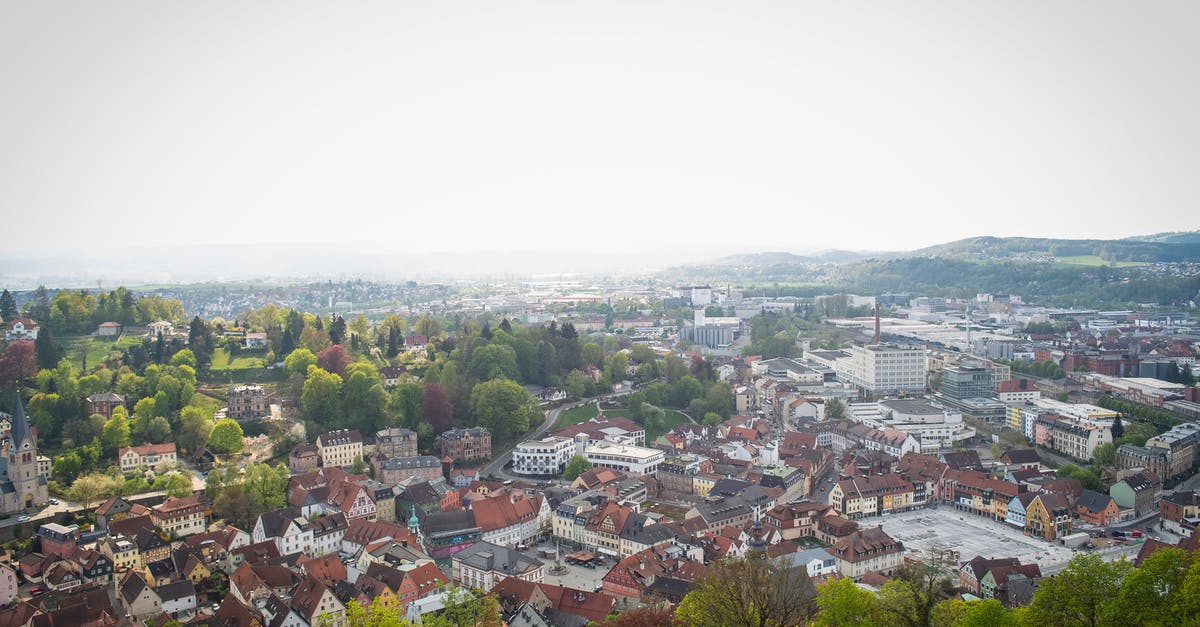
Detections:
0,286,184,334
1098,395,1180,433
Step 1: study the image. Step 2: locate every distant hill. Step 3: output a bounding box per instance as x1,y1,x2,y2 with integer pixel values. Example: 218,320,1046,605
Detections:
911,234,1200,264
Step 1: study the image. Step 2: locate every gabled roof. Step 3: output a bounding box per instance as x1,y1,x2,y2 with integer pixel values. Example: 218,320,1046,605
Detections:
300,553,347,586
1077,490,1116,514
962,555,1021,582
1001,449,1041,464
290,576,337,620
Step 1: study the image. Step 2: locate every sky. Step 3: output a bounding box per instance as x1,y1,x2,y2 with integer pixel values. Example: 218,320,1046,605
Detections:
2,1,1198,263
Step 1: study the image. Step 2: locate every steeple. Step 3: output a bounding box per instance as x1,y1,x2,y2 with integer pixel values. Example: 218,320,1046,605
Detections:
9,395,32,452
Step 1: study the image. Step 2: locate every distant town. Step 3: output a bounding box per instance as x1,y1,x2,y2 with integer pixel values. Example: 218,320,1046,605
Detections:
0,267,1199,626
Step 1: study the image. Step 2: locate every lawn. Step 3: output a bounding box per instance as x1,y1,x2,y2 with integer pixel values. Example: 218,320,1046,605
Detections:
210,348,266,370
61,334,143,370
555,403,599,429
604,409,690,442
1057,255,1145,268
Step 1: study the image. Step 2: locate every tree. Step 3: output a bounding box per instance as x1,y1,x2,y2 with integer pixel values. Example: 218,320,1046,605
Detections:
1110,415,1124,439
316,345,351,376
178,405,215,454
328,315,347,345
875,550,959,627
565,370,587,399
825,398,846,421
675,556,817,627
301,367,343,429
813,576,879,627
143,415,172,443
66,472,123,509
34,326,63,370
101,406,132,456
187,316,214,365
0,340,38,387
0,289,16,321
470,378,540,447
1025,552,1130,627
703,412,723,425
169,348,197,369
468,343,521,381
159,472,194,498
343,366,389,432
284,347,317,376
1103,547,1189,626
208,418,245,454
422,586,502,627
421,383,454,434
1091,442,1116,467
564,455,593,481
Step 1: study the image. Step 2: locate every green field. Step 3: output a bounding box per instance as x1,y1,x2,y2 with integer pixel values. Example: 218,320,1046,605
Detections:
1057,255,1145,268
61,334,143,370
555,403,599,429
210,348,267,370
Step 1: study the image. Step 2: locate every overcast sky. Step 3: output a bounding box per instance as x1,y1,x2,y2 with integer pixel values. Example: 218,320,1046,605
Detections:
2,1,1198,260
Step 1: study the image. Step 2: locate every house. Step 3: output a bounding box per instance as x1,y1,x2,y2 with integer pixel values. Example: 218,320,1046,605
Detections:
438,427,492,462
379,366,406,388
4,318,38,341
829,474,917,519
1076,490,1121,526
827,526,905,579
773,548,839,579
243,332,268,349
150,494,208,537
375,455,443,485
980,563,1042,602
100,536,141,572
960,556,1021,595
119,442,179,473
601,544,709,603
375,427,419,459
254,507,315,556
156,580,197,617
1160,490,1200,537
1000,449,1041,470
86,392,125,419
117,571,163,619
37,523,80,558
290,575,346,627
1110,470,1161,517
1025,493,1072,541
491,577,616,625
227,385,267,420
316,429,364,469
0,564,16,607
98,321,123,337
452,541,545,592
69,547,114,584
288,444,321,473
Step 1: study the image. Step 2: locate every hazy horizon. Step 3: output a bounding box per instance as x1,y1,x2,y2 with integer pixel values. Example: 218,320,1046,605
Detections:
3,1,1199,265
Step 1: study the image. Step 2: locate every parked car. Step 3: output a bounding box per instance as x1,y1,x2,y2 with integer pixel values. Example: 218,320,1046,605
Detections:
48,498,59,505
16,515,29,522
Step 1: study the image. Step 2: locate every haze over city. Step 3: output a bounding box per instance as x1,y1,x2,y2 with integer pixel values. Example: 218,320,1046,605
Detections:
3,0,1198,270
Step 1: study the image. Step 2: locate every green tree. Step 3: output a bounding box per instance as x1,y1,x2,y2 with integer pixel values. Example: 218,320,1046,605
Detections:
1103,547,1188,626
342,366,389,432
875,551,959,627
813,576,879,627
0,289,16,321
563,455,593,481
284,348,317,377
169,348,197,369
351,455,367,475
469,378,540,447
178,405,214,454
468,343,521,381
703,412,723,425
565,370,587,399
208,418,245,454
101,406,132,456
142,415,172,444
187,316,214,365
1025,553,1130,627
675,556,817,627
1091,442,1116,467
302,367,343,430
66,472,123,509
159,472,194,498
825,398,846,421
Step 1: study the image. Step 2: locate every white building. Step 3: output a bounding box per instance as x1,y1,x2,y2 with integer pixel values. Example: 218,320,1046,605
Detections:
835,344,927,395
583,442,665,475
849,399,975,454
316,429,363,469
253,508,315,556
452,542,545,592
512,436,578,476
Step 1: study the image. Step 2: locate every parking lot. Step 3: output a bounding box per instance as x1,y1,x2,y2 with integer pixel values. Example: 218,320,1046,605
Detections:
880,508,1078,574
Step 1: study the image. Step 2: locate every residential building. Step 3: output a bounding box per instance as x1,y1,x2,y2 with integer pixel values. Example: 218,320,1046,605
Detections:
1076,490,1121,526
157,580,198,617
583,441,665,475
4,318,38,341
827,526,905,579
0,565,15,607
375,455,443,484
317,429,364,469
829,475,917,519
288,444,321,473
1110,471,1161,517
376,427,419,459
227,385,268,420
512,436,577,476
119,442,178,473
1160,490,1200,537
86,392,125,419
1024,493,1072,541
774,548,839,579
1034,415,1112,462
452,541,545,591
151,494,208,537
438,427,492,462
117,571,163,619
960,556,1021,596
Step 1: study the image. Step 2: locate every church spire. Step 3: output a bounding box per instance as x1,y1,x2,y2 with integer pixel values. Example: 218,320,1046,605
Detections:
9,394,32,451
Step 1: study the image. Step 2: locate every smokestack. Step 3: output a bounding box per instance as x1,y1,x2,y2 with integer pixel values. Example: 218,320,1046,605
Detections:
874,305,881,344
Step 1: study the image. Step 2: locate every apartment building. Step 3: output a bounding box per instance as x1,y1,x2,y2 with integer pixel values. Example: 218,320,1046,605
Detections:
316,429,363,469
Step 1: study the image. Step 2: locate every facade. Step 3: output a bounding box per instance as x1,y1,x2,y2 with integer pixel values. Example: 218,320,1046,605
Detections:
375,455,443,485
316,429,364,469
828,527,905,579
452,541,545,591
151,495,208,537
1034,415,1112,462
583,442,665,475
1076,490,1121,526
836,344,927,395
513,436,577,476
0,398,49,513
829,475,917,519
1160,491,1200,536
438,427,492,462
4,318,38,341
376,427,419,459
1024,493,1072,541
1111,471,1160,516
227,385,268,420
86,392,125,419
288,444,321,473
119,442,179,472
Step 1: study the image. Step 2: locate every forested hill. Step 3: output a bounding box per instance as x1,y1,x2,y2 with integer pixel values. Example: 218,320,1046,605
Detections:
911,234,1200,263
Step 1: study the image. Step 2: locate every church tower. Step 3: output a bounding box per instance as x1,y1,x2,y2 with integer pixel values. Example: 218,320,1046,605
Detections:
5,396,47,511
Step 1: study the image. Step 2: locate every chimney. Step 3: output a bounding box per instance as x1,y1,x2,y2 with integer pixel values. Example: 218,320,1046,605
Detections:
874,305,881,344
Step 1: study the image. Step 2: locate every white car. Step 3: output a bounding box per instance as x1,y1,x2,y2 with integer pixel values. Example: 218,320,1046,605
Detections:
17,515,30,522
48,498,59,505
